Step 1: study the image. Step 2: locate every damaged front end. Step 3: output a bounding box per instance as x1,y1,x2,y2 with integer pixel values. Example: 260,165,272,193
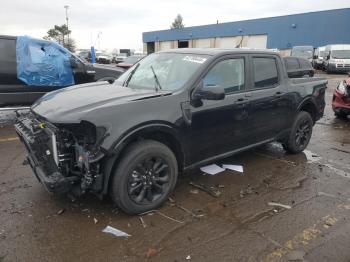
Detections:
15,110,108,196
332,79,350,116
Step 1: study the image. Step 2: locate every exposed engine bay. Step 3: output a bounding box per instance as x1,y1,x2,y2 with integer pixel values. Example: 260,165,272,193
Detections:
14,110,107,196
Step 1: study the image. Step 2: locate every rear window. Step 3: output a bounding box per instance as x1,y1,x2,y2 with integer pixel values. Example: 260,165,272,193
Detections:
284,57,300,70
253,57,279,88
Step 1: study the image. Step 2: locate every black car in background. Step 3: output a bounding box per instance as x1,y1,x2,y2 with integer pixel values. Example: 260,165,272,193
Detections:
284,56,315,78
0,35,125,106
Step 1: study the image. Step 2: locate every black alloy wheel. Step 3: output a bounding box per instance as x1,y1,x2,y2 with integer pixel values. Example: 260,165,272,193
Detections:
128,157,171,204
110,140,178,214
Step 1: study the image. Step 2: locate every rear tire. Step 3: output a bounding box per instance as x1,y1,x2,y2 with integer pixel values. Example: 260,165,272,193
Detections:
282,111,313,154
110,140,178,215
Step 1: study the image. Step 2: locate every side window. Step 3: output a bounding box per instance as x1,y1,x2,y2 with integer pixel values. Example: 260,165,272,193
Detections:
253,57,279,89
298,58,312,69
203,58,245,93
284,57,299,70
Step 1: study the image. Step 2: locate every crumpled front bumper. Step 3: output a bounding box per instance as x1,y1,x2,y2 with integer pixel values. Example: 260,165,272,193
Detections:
14,113,75,194
332,90,350,115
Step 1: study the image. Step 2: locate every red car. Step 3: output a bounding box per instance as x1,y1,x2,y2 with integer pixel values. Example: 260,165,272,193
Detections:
332,73,350,117
116,55,145,70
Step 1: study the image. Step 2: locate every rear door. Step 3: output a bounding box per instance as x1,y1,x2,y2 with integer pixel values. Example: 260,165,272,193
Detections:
248,55,291,142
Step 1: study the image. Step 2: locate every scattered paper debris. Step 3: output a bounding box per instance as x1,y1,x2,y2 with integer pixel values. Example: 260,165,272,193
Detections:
93,217,98,224
186,255,191,260
200,164,225,175
268,202,292,209
102,226,130,237
190,189,199,194
222,164,243,173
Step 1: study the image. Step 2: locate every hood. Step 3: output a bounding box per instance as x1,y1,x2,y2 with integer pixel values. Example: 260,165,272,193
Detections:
31,82,171,123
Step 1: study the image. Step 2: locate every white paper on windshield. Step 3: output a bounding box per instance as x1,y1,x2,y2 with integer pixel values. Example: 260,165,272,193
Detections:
200,164,225,175
183,56,207,64
222,164,244,173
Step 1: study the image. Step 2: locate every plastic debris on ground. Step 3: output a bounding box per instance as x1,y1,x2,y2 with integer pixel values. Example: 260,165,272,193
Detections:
268,202,292,209
102,226,130,237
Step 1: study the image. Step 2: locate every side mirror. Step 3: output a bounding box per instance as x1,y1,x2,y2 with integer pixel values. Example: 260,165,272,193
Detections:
193,84,225,101
313,55,317,59
70,57,79,68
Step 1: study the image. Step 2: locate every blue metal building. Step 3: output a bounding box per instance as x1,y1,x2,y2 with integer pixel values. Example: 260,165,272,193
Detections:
142,8,350,53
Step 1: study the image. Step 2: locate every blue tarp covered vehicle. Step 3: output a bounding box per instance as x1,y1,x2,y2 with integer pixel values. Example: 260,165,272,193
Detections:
0,35,125,106
16,36,75,87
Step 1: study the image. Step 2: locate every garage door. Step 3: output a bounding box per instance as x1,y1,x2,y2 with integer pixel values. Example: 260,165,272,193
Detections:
159,41,172,51
246,35,267,49
194,39,211,48
216,37,239,48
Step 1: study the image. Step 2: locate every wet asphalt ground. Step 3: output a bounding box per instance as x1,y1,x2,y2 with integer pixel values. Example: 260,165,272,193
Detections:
0,72,350,262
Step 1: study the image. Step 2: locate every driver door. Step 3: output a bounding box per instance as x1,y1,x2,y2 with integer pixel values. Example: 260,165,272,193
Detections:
184,55,255,165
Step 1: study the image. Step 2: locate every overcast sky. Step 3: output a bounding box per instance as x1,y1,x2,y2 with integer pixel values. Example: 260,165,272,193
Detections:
0,0,349,52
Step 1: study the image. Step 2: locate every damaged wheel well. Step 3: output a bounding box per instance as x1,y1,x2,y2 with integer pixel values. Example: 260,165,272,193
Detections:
101,127,184,196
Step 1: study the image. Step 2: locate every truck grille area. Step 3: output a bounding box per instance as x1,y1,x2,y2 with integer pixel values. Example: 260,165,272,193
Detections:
15,112,60,174
14,111,78,193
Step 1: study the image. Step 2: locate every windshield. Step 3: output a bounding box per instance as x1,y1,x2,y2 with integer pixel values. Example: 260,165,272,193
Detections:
291,48,313,59
115,53,209,91
331,50,350,59
319,51,325,58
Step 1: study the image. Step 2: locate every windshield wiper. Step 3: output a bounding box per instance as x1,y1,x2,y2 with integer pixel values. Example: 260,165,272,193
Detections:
150,65,162,91
124,63,140,87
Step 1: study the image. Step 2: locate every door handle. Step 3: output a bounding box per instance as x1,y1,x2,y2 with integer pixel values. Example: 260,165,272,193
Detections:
235,98,249,105
274,91,284,97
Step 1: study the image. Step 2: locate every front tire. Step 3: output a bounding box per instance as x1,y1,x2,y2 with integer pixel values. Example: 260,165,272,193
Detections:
110,140,178,215
283,111,313,154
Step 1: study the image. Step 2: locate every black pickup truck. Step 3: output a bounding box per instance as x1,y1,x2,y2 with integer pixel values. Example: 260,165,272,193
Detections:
15,49,327,214
0,35,125,106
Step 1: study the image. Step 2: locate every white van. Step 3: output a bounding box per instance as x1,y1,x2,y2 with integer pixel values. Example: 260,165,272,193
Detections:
313,46,326,69
324,44,350,73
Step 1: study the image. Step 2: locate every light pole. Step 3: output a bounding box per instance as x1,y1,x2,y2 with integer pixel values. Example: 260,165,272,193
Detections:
64,5,69,46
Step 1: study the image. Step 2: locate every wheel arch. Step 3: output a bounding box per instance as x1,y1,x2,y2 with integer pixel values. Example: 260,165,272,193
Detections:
100,123,185,196
297,97,318,123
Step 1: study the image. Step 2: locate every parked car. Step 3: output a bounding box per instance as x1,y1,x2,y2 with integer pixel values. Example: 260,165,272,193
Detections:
0,35,125,106
291,46,314,63
313,46,326,69
324,44,350,73
332,73,350,117
284,56,315,78
15,48,327,214
115,53,128,64
95,52,113,64
116,55,146,70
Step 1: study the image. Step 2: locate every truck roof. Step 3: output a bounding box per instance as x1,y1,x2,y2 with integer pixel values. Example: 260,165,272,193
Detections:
326,44,350,50
158,48,279,56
